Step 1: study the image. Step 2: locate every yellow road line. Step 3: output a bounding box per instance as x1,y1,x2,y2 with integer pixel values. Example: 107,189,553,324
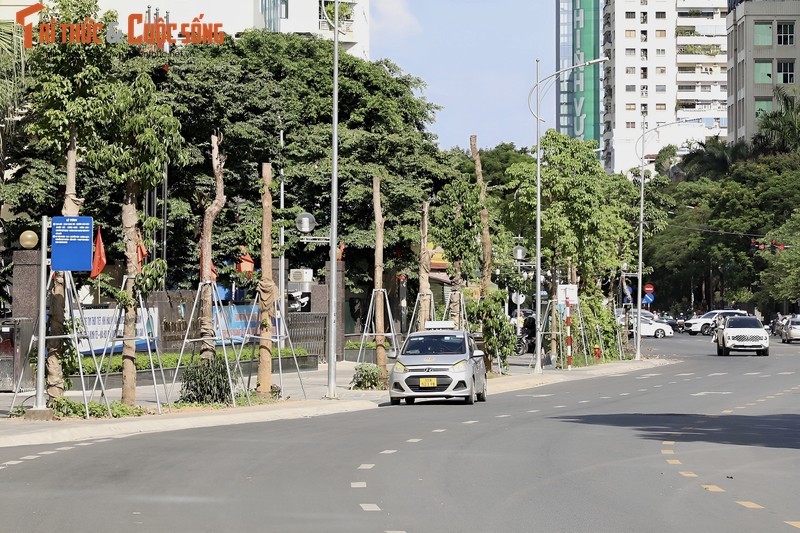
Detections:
680,471,698,478
721,410,733,414
785,521,800,528
661,450,675,455
736,501,764,509
702,485,725,492
662,441,675,445
667,459,682,465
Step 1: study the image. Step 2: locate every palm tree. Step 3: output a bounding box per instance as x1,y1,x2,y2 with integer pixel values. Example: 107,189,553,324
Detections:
680,135,750,180
754,85,800,154
0,20,26,176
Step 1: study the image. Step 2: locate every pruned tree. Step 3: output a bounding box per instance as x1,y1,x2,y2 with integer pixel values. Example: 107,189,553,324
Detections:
470,135,493,298
373,174,387,384
417,200,432,331
257,162,275,397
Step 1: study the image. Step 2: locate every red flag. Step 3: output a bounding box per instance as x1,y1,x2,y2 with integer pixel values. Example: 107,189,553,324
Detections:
90,227,106,279
136,231,148,272
236,247,255,279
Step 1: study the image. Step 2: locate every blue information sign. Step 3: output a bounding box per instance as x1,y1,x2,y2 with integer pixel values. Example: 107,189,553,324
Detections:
51,216,93,271
642,293,655,304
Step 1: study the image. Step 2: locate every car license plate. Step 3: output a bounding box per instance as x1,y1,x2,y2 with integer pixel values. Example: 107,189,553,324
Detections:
419,377,437,388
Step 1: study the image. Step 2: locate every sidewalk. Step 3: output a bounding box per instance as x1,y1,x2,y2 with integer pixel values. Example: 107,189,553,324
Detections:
0,356,676,448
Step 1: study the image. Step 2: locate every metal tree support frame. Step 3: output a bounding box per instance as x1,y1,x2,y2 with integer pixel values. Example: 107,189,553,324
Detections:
168,281,250,408
89,276,170,414
235,294,306,400
10,272,111,418
407,291,436,334
356,289,399,363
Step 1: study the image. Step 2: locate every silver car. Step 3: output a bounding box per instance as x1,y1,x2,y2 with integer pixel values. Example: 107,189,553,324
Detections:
389,330,487,405
781,319,800,343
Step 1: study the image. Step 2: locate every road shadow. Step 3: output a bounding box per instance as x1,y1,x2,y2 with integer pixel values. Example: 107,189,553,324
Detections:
555,412,800,450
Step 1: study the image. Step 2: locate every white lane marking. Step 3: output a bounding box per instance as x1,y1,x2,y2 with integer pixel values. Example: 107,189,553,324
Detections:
75,442,93,446
380,450,397,454
463,420,479,424
20,456,39,460
55,447,74,451
744,372,761,376
638,389,648,392
636,373,662,379
351,482,367,488
38,451,58,455
407,439,422,443
600,396,611,399
3,461,22,465
579,400,590,404
94,439,113,443
708,372,728,376
778,371,795,375
432,429,446,433
496,414,511,418
760,375,771,378
385,530,408,533
360,504,381,512
519,394,553,398
527,409,540,413
619,393,630,396
690,391,732,396
676,373,695,376
554,405,566,408
669,381,677,384
358,464,375,470
654,385,663,388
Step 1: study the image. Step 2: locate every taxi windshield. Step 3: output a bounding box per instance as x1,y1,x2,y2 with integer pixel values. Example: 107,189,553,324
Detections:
402,334,466,355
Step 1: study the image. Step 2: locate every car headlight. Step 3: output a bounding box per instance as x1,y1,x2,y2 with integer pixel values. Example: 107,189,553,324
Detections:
393,361,408,374
449,359,467,372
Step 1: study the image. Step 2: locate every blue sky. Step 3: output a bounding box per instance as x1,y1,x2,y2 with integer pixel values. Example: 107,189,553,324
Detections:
370,0,557,151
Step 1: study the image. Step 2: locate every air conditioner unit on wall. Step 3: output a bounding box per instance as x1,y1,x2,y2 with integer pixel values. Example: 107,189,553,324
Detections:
289,269,313,283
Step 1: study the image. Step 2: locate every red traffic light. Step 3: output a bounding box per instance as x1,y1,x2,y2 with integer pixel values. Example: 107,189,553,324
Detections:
778,244,785,251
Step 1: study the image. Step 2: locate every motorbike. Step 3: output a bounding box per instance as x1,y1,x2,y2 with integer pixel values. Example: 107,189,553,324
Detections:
515,333,531,356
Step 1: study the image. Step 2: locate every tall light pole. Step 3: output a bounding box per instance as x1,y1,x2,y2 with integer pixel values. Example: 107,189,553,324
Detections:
527,56,607,374
635,117,701,360
326,0,340,398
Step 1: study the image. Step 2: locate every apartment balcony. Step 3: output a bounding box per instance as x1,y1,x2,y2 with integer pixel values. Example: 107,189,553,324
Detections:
317,19,356,41
677,35,726,46
677,53,726,64
676,71,727,83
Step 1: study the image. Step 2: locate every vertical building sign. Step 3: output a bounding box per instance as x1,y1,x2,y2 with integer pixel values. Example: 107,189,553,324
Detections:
572,0,600,142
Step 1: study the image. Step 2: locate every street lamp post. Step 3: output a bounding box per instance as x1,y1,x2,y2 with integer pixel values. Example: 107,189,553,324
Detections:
527,56,607,374
512,245,527,335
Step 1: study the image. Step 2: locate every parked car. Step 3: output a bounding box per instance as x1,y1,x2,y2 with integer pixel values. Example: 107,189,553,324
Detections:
616,315,674,338
684,309,747,336
781,318,800,343
715,315,770,356
389,329,487,405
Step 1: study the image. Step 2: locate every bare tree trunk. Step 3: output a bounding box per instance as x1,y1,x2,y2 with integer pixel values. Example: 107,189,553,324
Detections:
449,259,463,329
417,201,431,331
373,175,387,384
257,163,275,397
199,132,227,361
120,179,140,406
550,261,558,358
470,135,492,298
47,124,83,400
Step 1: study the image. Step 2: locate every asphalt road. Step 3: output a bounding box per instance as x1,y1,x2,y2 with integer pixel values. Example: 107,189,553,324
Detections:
1,333,798,532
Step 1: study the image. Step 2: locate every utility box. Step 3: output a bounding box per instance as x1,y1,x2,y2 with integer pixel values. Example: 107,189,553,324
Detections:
0,318,35,392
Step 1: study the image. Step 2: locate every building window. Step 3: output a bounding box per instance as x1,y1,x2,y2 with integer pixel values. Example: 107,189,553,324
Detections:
641,13,648,24
656,85,666,92
641,85,648,96
626,103,637,110
280,0,289,18
641,49,648,60
755,99,773,116
626,48,636,56
626,67,636,74
626,30,636,38
678,84,695,91
754,22,773,46
778,23,795,45
754,60,772,83
641,103,649,114
656,103,666,110
626,84,636,92
626,11,635,19
778,61,795,83
656,66,666,75
641,30,648,42
626,122,636,128
678,66,695,73
656,48,665,56
701,84,712,92
656,11,666,19
641,67,648,79
656,30,667,38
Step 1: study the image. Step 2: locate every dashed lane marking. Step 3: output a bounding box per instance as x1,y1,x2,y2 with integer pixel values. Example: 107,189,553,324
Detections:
579,400,590,403
20,456,39,460
75,442,93,446
554,405,566,408
722,409,735,414
778,372,795,375
747,403,756,406
600,396,611,399
380,450,397,455
775,393,784,396
680,472,698,478
351,482,366,488
708,372,728,376
735,406,746,409
661,450,675,455
736,501,764,509
463,420,479,424
3,461,22,465
619,393,630,396
496,414,511,418
407,439,421,443
669,382,677,384
94,439,113,443
757,399,766,402
744,372,761,376
385,530,408,533
666,460,682,465
432,429,446,433
662,441,675,445
654,384,663,388
785,522,800,528
527,410,540,413
360,504,381,512
638,389,648,392
37,451,58,455
702,485,725,492
55,447,74,451
767,396,775,399
358,464,375,470
676,373,695,376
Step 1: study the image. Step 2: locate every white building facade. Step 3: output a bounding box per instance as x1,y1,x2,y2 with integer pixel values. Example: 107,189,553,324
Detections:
602,0,728,174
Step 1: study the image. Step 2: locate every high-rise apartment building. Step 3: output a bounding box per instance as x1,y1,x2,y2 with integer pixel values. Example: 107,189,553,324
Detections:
727,0,800,144
95,0,369,59
601,0,728,174
557,0,603,145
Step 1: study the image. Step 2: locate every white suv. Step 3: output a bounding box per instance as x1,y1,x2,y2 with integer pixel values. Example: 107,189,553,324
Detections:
716,315,769,356
684,309,747,336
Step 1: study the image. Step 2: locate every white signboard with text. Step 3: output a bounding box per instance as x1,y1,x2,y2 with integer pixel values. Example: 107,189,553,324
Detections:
77,308,159,354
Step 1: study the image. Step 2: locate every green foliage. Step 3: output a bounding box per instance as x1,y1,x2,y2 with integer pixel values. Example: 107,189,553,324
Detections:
179,357,233,404
135,259,168,297
350,363,384,390
466,291,516,370
48,397,145,418
344,340,391,350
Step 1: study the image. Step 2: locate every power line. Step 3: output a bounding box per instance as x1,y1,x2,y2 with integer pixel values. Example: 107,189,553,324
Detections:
666,223,765,238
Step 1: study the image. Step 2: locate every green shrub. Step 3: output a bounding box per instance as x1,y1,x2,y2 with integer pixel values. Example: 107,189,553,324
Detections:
48,397,145,418
344,340,390,350
179,357,233,404
467,291,516,370
350,363,384,390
